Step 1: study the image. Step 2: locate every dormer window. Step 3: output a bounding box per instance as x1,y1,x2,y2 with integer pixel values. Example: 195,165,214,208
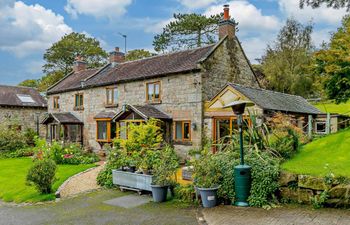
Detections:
146,81,161,103
106,87,119,106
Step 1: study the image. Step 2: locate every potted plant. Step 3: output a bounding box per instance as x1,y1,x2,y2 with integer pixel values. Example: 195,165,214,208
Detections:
193,152,221,208
151,146,179,202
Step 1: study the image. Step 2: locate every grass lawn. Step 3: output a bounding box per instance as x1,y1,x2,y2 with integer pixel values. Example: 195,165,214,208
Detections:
313,100,350,116
0,157,95,203
282,128,350,177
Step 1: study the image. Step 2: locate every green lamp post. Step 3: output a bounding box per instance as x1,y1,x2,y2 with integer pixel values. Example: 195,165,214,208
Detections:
224,100,254,207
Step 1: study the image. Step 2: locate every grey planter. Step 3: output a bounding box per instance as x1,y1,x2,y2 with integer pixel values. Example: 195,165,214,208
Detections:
151,185,168,202
112,170,154,191
198,186,219,208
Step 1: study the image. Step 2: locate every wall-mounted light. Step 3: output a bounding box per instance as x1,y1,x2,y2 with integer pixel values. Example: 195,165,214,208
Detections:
191,123,197,130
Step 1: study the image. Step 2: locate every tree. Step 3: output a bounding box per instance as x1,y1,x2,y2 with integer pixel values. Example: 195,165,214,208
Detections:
260,18,317,97
18,79,38,88
125,49,156,61
153,13,222,52
300,0,350,11
312,15,350,103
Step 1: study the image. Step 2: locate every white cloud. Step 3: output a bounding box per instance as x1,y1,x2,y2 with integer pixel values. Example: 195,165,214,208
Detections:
0,1,72,57
278,0,347,25
178,0,219,9
65,0,132,19
204,1,281,34
143,18,174,34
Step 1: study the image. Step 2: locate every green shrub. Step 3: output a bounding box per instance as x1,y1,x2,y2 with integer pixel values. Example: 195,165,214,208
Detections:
152,145,179,186
311,191,329,209
174,184,197,204
24,128,37,146
26,159,57,194
0,147,34,158
193,151,222,188
0,122,27,152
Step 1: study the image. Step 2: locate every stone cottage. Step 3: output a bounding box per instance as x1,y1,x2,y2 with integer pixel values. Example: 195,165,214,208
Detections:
0,85,47,136
44,6,260,155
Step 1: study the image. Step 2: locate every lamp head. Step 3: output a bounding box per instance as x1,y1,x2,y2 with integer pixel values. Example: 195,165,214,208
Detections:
223,100,254,115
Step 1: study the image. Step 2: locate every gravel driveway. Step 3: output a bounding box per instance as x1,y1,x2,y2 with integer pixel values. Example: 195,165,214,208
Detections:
0,190,197,225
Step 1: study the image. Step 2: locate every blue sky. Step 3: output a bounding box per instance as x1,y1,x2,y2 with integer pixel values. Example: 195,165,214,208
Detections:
0,0,347,85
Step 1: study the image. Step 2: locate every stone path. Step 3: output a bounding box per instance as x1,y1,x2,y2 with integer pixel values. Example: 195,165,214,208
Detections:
103,194,152,208
202,205,350,225
58,163,104,198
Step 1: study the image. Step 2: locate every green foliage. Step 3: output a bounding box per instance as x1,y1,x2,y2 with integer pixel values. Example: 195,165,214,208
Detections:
33,138,98,165
311,190,329,209
24,128,37,146
312,15,350,103
26,159,57,194
152,146,179,186
125,49,155,61
18,79,39,88
153,13,222,52
0,120,27,153
313,100,350,116
260,18,318,97
174,184,197,204
192,151,221,188
300,0,350,11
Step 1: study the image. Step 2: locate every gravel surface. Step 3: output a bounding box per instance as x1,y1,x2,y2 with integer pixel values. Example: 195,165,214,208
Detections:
59,164,104,198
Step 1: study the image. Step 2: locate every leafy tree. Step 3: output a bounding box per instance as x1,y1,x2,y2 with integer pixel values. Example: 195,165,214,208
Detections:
300,0,350,11
260,18,317,97
153,13,222,52
312,15,350,103
125,49,156,61
43,32,108,75
37,71,64,92
18,79,38,88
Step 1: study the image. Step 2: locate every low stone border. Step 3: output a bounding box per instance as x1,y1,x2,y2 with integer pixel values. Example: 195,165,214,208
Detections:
55,166,99,198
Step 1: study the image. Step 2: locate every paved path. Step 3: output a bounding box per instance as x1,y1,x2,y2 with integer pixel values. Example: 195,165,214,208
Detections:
59,163,104,198
203,205,350,225
0,190,197,225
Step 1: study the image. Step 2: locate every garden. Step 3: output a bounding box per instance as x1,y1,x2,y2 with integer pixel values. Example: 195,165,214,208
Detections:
97,114,308,208
0,119,99,203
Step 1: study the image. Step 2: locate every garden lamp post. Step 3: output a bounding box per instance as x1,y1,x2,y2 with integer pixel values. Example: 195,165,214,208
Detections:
223,100,254,207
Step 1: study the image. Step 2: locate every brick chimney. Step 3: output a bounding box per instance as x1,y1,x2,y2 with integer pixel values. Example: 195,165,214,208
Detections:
73,55,87,73
109,47,125,67
219,4,236,40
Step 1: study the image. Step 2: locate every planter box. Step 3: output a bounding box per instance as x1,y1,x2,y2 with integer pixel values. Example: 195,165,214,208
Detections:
112,170,154,191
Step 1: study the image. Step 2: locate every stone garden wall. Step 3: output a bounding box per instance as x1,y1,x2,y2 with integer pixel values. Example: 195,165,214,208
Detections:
279,171,350,207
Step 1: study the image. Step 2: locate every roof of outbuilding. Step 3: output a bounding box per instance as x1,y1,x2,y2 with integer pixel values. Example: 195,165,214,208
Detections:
47,44,215,95
0,85,47,108
42,112,83,124
94,111,116,119
228,83,322,115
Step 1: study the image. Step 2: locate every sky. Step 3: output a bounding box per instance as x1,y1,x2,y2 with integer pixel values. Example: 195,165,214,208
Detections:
0,0,348,85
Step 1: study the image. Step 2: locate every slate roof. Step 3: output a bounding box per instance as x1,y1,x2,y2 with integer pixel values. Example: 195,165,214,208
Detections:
113,104,171,121
0,85,47,108
47,45,215,95
42,112,83,124
228,83,322,115
94,111,116,119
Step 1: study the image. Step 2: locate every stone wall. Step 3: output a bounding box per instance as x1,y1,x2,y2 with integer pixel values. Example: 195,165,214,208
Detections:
48,72,204,156
201,37,259,101
279,171,350,207
0,107,47,137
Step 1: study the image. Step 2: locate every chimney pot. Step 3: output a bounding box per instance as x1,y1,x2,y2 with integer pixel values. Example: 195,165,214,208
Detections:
109,46,125,66
73,55,87,72
218,4,236,40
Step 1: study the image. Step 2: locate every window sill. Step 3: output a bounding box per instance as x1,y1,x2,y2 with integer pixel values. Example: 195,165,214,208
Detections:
146,100,162,105
105,104,118,108
74,107,84,111
173,140,192,146
96,139,112,143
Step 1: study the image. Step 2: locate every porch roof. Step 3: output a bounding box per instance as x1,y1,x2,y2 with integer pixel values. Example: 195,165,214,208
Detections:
113,104,171,121
94,111,116,119
42,113,83,124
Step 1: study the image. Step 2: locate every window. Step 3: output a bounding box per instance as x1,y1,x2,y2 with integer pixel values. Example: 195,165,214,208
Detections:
315,121,326,134
106,87,119,106
174,121,191,142
16,94,36,103
96,120,116,142
146,81,161,103
74,93,84,110
53,96,60,109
